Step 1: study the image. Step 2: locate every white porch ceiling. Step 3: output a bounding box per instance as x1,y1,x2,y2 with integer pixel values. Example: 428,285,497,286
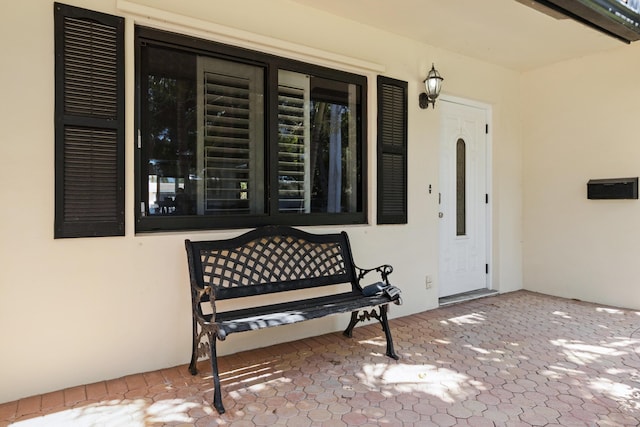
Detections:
289,0,625,71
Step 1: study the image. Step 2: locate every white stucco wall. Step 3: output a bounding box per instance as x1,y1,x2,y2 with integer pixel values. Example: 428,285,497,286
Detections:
0,0,523,403
522,44,640,311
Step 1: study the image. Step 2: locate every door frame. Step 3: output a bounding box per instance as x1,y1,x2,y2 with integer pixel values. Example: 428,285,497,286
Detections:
438,94,493,295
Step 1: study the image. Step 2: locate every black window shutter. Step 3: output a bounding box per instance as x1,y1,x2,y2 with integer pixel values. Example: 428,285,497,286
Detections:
54,3,125,238
377,76,408,224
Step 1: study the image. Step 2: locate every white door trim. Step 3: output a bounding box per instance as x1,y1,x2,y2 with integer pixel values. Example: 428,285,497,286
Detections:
438,94,493,294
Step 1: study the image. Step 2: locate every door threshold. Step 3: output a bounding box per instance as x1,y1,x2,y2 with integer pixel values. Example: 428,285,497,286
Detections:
439,289,498,306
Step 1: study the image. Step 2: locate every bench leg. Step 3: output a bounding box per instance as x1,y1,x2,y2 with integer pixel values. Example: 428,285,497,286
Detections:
379,305,399,360
343,306,399,360
189,316,199,375
209,335,226,414
343,311,360,338
190,325,226,414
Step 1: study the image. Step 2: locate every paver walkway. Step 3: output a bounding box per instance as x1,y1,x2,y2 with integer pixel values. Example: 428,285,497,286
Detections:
1,290,639,426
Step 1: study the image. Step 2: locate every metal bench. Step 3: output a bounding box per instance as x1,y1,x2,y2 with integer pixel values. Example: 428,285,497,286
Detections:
184,225,402,413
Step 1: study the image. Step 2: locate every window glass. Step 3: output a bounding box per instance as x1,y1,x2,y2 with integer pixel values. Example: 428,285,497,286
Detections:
278,71,360,214
456,138,466,236
142,46,198,216
137,30,365,231
141,46,265,218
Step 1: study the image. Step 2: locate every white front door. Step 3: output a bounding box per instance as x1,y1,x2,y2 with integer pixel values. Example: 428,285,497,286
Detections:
438,100,489,298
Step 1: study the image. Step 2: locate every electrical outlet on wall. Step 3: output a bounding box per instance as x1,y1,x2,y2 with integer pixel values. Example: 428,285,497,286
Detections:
425,275,433,289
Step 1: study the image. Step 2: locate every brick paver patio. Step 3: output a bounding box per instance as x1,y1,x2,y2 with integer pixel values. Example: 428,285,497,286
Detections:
1,290,639,426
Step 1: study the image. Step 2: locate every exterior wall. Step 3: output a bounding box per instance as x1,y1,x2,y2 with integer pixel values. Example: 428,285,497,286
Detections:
522,44,640,311
0,0,523,403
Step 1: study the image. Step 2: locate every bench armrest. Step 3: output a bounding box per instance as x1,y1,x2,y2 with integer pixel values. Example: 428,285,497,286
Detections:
355,264,394,286
191,284,218,325
191,285,230,339
355,264,402,305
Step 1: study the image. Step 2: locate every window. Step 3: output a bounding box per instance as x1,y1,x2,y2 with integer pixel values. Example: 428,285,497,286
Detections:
456,138,466,236
376,76,408,224
136,28,366,232
54,3,125,238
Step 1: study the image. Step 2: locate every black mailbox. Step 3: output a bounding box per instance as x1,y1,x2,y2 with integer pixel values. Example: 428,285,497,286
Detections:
587,177,638,200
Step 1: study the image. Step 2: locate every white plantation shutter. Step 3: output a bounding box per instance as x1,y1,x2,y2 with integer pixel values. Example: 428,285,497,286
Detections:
278,71,310,213
197,57,264,215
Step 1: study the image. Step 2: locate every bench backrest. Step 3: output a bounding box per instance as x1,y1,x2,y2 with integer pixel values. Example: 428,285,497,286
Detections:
185,225,358,301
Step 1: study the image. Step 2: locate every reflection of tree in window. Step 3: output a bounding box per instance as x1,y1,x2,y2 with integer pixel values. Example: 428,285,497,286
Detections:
144,47,197,215
309,78,358,213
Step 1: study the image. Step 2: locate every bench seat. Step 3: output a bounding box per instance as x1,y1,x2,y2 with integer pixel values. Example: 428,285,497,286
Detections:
212,291,397,337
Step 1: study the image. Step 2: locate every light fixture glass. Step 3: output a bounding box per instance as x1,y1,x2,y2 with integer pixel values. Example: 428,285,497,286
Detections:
419,63,444,109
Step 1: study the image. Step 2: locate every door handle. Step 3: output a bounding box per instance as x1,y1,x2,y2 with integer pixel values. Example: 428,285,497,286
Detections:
439,212,444,218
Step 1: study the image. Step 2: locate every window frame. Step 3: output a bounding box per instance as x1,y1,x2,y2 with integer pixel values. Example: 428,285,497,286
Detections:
135,27,367,232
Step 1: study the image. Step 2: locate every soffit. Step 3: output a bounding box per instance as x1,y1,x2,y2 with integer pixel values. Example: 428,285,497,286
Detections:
290,0,624,71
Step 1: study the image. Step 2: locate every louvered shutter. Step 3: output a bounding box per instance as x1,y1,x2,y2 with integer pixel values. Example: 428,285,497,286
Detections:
278,71,310,213
54,3,124,238
196,57,264,215
377,76,408,224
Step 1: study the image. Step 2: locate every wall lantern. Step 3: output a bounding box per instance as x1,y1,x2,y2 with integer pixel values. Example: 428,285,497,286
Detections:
419,63,444,109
